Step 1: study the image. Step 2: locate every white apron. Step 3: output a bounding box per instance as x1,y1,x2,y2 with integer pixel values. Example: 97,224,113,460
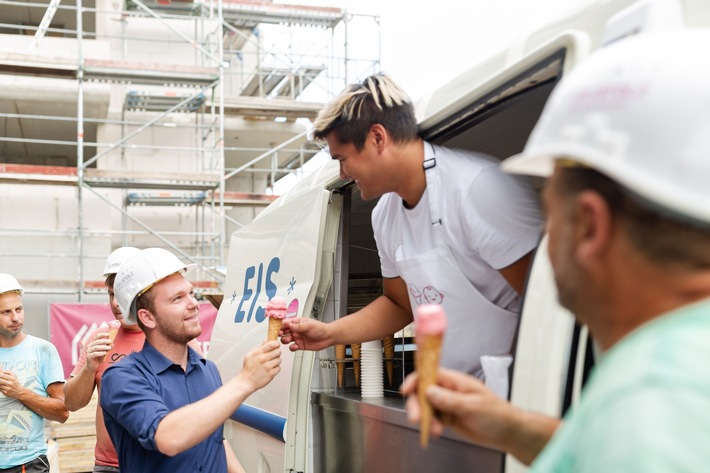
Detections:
395,146,520,378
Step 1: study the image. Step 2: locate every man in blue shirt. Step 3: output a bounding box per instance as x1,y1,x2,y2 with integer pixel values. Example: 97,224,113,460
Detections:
101,248,281,473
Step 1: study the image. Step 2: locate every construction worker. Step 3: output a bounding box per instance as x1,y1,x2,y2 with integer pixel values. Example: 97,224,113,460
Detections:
402,29,710,471
64,247,143,473
100,248,281,473
1,273,69,472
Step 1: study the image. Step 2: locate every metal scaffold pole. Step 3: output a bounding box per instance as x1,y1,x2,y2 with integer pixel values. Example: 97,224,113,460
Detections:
218,0,226,266
76,0,85,301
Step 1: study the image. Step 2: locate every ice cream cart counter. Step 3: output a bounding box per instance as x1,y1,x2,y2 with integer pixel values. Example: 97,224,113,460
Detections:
311,390,503,473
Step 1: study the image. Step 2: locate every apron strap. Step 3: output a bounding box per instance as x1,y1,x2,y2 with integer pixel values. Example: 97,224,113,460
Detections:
423,142,446,246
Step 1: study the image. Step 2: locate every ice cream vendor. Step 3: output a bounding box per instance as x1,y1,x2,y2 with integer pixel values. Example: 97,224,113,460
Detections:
280,74,543,379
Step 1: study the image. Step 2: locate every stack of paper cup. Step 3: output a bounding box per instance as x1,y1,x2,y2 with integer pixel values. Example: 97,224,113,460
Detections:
360,339,384,398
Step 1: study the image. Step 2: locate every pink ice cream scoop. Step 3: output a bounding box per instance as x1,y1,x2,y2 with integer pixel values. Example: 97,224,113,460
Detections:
266,296,287,341
97,319,122,334
415,304,447,337
108,320,121,330
265,296,288,320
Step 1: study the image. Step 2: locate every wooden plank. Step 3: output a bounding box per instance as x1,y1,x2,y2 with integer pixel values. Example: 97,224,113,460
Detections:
46,392,98,473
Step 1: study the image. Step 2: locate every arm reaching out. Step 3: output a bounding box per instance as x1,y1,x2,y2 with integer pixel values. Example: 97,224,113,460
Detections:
278,316,335,352
280,277,413,352
401,368,560,465
154,340,282,456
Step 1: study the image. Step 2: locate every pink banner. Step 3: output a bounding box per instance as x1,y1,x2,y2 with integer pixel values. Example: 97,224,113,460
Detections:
49,303,218,378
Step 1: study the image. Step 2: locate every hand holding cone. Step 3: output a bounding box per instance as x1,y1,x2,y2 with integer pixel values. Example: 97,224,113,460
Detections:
415,304,447,448
101,320,121,362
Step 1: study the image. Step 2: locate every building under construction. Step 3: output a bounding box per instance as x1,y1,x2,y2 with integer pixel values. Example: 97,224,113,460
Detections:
0,0,380,338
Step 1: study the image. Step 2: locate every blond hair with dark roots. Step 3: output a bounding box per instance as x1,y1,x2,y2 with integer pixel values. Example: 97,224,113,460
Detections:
311,74,419,151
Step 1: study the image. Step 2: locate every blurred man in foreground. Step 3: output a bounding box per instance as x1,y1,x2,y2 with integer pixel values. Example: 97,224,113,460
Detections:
403,29,710,471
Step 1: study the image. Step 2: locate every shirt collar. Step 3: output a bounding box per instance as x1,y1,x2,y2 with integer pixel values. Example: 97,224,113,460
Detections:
141,340,207,374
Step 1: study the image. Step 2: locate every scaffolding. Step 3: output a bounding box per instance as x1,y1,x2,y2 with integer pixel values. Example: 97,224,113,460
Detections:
0,0,380,300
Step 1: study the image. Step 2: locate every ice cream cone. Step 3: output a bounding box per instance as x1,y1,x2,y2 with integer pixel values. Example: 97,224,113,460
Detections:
416,334,443,448
415,304,447,449
101,320,121,363
265,296,287,341
351,343,361,387
335,344,346,388
268,317,283,341
383,334,395,386
108,327,119,343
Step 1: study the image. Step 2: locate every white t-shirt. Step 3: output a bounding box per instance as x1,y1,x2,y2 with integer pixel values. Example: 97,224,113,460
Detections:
372,143,543,312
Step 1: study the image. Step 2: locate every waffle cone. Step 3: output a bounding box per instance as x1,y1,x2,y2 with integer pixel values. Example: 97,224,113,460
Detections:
383,335,395,386
335,344,346,388
268,317,283,341
351,343,361,387
101,328,120,363
416,334,443,448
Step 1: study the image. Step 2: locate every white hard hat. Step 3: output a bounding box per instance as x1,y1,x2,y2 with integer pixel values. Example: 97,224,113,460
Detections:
103,246,141,277
503,29,710,224
0,273,23,295
114,247,197,324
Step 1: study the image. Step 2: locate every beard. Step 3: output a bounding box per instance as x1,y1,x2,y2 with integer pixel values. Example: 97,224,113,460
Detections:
158,317,202,345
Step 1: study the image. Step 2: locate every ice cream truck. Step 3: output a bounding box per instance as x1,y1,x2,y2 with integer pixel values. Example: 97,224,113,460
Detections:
208,1,710,472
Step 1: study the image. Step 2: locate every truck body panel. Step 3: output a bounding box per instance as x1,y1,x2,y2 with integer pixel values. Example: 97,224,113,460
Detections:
208,1,710,471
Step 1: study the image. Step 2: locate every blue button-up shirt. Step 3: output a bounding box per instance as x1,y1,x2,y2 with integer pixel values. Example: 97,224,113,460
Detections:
100,341,227,473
